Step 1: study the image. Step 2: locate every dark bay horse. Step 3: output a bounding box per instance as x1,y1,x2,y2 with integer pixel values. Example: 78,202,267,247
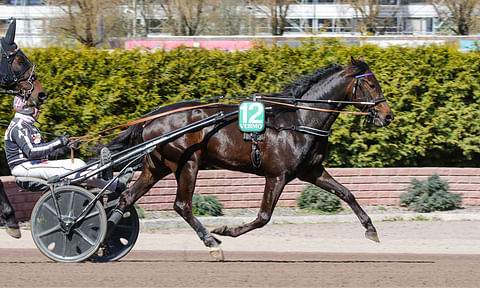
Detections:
107,56,394,260
0,19,48,238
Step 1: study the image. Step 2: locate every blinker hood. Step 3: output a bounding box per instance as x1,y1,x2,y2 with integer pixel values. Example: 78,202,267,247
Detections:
0,49,32,88
0,18,20,88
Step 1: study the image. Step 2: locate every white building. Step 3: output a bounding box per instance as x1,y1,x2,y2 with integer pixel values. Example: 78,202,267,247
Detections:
0,0,460,48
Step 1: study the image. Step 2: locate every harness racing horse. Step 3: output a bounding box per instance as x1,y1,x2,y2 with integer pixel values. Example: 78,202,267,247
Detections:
0,19,48,238
106,56,394,260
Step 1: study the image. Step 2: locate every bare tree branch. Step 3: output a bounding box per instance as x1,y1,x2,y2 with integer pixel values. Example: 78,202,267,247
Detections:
253,0,294,36
48,0,130,47
339,0,401,35
429,0,479,35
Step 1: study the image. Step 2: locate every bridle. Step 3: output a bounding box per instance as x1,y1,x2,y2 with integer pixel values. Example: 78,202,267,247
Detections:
350,72,387,124
0,43,38,104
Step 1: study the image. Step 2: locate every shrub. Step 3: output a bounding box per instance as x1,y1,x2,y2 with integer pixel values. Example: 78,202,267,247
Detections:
192,193,224,216
399,174,462,213
134,203,145,219
1,42,478,175
296,184,343,213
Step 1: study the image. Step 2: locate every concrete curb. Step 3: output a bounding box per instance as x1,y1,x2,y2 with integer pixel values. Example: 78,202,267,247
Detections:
139,212,480,231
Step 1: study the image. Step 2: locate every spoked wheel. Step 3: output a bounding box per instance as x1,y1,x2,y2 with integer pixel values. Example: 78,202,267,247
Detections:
89,192,140,262
30,186,107,263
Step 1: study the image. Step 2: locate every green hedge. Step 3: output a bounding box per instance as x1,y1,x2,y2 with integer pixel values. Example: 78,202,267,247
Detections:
0,40,479,175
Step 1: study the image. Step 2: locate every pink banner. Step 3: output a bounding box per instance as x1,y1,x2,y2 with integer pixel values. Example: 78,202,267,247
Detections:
125,40,255,51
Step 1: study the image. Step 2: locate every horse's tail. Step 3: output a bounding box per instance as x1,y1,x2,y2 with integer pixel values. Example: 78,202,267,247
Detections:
105,123,144,154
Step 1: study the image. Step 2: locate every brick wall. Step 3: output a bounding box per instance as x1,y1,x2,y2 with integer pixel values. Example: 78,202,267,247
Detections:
2,167,480,221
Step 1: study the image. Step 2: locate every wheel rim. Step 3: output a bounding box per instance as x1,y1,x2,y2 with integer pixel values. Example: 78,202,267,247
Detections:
31,186,107,263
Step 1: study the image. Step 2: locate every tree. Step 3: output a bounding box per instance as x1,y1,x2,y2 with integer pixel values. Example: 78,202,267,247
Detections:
137,0,161,37
340,0,401,35
214,0,251,35
429,0,480,35
253,0,295,36
48,0,130,47
158,0,219,36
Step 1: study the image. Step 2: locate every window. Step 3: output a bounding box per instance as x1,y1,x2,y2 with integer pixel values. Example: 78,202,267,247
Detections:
7,0,43,5
301,0,335,3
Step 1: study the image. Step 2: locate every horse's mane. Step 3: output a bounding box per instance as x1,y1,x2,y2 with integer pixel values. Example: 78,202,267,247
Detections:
263,63,343,99
260,63,344,115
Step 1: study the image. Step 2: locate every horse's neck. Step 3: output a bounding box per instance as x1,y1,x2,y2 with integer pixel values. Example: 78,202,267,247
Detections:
297,78,349,130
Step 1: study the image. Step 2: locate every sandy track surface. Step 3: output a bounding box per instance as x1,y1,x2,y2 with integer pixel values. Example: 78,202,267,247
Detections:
1,219,480,287
0,249,479,287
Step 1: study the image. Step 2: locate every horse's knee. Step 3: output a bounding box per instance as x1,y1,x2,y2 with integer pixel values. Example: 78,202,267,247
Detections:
1,202,14,218
173,200,191,218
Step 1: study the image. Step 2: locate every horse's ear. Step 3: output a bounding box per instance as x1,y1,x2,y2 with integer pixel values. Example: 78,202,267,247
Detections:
4,18,16,45
350,56,357,65
1,18,18,52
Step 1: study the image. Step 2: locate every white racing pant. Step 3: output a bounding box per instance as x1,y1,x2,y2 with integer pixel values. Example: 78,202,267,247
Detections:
11,159,117,191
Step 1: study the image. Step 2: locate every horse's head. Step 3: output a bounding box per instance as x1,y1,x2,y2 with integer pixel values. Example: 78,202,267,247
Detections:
346,56,394,127
0,19,48,109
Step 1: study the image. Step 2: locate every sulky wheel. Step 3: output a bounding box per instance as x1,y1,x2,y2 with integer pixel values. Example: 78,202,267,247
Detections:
88,192,140,262
30,185,107,263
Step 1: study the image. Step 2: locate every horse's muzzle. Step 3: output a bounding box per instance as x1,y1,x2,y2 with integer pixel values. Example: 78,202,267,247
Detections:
375,112,394,127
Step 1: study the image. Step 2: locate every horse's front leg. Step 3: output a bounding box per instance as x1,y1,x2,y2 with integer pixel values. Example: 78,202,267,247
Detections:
173,160,224,260
211,175,286,237
0,180,20,239
299,166,379,242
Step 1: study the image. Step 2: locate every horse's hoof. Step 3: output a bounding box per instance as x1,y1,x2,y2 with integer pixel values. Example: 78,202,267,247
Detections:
211,225,227,235
365,230,380,243
209,247,224,261
6,226,21,239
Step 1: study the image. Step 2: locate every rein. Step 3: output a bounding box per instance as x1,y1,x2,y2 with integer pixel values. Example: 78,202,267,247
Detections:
70,102,224,144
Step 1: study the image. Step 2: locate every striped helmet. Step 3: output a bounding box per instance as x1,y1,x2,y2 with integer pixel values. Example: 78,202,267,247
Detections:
13,96,34,115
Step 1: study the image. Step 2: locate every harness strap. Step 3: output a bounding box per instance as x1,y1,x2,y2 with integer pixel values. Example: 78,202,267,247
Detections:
373,97,387,105
258,99,369,115
0,89,20,95
267,124,331,137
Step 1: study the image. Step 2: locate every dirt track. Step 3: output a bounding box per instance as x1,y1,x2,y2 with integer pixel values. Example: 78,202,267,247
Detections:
1,249,480,287
1,220,480,287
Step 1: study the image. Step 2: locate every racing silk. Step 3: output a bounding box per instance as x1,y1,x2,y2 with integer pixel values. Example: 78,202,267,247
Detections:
4,113,63,170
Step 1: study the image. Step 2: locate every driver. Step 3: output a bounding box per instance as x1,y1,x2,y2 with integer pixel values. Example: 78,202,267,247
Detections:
4,96,133,194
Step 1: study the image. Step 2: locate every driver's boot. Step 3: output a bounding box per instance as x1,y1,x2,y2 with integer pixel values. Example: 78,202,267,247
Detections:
100,147,114,180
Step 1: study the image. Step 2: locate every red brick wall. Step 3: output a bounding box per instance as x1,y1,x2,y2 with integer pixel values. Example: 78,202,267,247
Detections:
2,167,480,221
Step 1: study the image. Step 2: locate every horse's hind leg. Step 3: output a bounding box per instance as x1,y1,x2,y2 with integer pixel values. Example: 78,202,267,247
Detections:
173,160,224,260
211,175,287,237
109,155,171,234
115,155,170,211
299,166,379,242
0,180,20,239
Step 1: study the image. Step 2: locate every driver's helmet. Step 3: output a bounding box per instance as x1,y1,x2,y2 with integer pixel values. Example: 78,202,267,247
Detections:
13,95,34,115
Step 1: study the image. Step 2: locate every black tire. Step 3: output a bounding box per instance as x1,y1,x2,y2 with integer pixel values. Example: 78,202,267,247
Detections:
88,190,140,262
31,186,107,263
